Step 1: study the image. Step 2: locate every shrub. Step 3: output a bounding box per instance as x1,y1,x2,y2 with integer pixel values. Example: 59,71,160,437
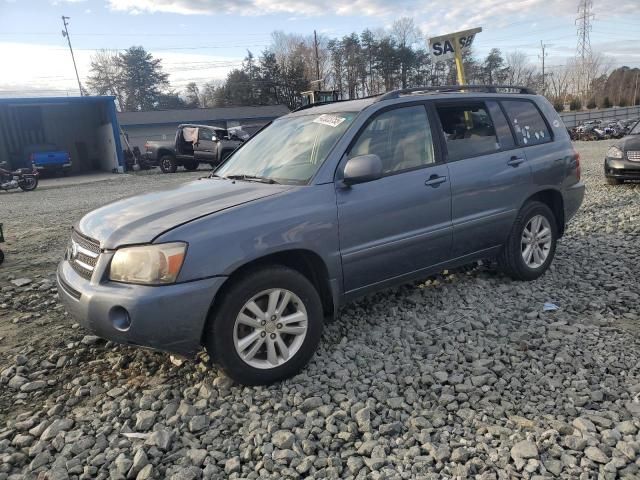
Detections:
586,98,597,109
601,96,612,108
569,98,582,111
553,101,564,112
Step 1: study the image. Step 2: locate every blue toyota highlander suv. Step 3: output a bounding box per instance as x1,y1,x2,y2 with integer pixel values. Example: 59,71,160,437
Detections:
57,86,585,385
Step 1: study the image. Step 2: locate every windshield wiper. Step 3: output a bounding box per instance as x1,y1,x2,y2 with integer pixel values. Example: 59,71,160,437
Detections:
225,174,280,184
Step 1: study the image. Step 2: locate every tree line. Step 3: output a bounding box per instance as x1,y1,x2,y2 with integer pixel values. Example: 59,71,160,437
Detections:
87,18,640,112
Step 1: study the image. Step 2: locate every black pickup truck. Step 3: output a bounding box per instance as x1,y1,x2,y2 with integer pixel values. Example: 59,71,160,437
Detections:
144,124,246,173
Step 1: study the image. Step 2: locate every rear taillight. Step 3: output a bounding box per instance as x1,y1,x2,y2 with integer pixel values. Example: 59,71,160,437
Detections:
573,149,581,181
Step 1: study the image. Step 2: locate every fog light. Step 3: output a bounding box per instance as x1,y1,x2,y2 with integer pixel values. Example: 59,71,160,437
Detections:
109,306,131,332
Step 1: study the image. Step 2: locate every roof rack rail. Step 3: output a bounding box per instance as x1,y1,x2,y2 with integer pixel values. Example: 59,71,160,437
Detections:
376,85,536,102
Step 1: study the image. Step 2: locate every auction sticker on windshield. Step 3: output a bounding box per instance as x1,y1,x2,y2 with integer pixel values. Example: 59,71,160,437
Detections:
313,114,347,128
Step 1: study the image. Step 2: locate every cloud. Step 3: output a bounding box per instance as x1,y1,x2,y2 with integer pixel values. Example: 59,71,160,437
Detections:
106,0,639,28
0,42,240,97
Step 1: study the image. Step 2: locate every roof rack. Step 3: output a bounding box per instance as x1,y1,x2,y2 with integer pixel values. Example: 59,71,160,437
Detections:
376,85,536,102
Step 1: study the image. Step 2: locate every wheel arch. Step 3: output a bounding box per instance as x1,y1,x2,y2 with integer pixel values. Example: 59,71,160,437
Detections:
204,249,336,337
157,149,175,160
521,188,565,237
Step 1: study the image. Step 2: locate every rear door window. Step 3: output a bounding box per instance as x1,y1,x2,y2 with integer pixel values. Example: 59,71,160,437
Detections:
501,100,551,146
486,101,515,150
435,102,501,161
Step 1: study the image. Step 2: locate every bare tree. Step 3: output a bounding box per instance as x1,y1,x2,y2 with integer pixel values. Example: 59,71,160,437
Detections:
391,17,421,88
183,82,200,108
200,80,224,108
391,17,421,48
584,52,613,99
86,50,124,110
547,64,573,106
505,51,539,88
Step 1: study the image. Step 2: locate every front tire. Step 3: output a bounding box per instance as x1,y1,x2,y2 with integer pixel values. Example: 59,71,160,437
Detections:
499,201,558,281
159,155,177,174
19,176,38,191
205,266,323,385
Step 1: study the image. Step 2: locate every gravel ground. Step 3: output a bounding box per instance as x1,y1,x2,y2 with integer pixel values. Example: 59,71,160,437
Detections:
0,143,639,480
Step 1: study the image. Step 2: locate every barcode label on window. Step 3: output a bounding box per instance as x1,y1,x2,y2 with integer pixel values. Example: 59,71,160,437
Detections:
313,114,346,128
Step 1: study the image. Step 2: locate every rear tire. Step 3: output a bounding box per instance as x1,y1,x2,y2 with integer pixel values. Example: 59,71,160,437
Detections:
606,176,622,185
205,266,323,385
183,161,199,171
498,201,558,281
159,155,177,174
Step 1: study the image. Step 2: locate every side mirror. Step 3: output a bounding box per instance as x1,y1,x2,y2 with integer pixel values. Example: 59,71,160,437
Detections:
342,154,383,185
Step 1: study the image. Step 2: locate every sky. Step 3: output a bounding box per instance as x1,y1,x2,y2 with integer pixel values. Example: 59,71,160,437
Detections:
0,0,639,98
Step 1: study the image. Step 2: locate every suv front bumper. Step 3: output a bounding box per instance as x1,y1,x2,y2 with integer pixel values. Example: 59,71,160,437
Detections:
56,259,225,357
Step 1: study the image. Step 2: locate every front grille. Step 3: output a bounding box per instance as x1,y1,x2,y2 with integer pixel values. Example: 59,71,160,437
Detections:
68,229,101,280
627,151,640,162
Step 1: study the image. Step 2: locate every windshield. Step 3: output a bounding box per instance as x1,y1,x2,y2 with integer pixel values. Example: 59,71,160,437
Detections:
630,121,640,135
217,112,357,184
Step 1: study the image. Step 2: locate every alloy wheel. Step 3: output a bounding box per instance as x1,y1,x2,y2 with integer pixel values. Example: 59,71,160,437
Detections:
521,214,552,269
233,289,308,369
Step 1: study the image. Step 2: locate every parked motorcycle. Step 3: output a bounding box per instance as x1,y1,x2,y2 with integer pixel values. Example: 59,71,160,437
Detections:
0,166,38,192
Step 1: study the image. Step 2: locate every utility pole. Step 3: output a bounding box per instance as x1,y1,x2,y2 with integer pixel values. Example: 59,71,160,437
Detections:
313,30,321,88
539,41,549,95
61,16,83,96
633,71,639,106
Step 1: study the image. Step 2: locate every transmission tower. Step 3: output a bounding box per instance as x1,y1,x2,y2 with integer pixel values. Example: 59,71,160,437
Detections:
575,0,594,102
576,0,593,61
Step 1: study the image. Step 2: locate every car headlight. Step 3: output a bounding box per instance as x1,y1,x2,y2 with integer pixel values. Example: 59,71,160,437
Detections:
607,146,624,159
109,242,187,285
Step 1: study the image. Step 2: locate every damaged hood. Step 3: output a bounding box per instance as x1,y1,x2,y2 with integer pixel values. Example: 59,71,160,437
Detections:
77,178,292,249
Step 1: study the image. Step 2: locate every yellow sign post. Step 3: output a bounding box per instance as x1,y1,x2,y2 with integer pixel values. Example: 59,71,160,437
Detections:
454,48,467,86
428,27,482,86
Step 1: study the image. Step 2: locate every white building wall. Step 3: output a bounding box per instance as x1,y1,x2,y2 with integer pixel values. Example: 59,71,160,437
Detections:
97,122,119,172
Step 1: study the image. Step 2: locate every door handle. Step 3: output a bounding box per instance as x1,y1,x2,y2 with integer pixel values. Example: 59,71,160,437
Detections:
507,156,525,167
425,175,447,187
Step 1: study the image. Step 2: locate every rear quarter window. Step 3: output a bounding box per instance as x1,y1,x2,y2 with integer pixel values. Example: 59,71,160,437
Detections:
501,100,552,147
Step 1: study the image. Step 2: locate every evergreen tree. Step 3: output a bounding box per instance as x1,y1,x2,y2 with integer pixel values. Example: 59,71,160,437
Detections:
117,46,169,111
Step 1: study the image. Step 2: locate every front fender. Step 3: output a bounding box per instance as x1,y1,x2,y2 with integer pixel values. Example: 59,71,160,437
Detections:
156,184,342,285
